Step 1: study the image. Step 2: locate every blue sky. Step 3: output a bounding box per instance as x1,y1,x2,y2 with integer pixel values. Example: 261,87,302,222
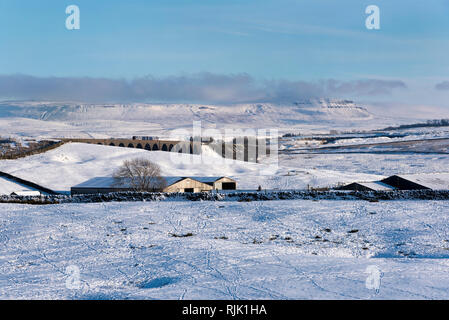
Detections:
0,0,449,110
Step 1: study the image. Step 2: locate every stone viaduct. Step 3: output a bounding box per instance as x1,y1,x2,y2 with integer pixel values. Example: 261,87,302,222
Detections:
61,137,271,163
61,138,195,153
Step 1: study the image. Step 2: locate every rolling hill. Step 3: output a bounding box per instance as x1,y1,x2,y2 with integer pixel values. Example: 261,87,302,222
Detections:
0,99,389,139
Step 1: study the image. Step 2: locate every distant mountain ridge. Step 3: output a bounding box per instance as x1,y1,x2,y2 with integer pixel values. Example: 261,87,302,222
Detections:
0,100,374,128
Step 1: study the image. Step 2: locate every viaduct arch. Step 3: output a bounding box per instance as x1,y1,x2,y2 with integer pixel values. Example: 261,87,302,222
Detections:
61,137,268,163
61,138,195,154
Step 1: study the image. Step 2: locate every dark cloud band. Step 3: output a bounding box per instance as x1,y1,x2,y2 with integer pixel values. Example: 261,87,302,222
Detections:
0,73,407,103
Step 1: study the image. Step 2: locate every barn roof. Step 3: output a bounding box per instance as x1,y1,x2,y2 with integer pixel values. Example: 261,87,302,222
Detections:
72,177,128,189
391,173,449,190
188,176,234,183
11,190,41,196
338,181,395,191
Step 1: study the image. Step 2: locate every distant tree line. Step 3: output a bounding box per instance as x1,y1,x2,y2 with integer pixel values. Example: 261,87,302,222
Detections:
0,139,63,160
382,119,449,131
282,119,449,138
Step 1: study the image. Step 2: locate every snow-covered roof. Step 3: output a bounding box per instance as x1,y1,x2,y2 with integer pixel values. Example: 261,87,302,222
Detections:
394,173,449,190
164,177,186,186
0,176,41,196
11,190,41,196
356,181,396,191
72,177,174,189
188,177,231,183
72,177,123,189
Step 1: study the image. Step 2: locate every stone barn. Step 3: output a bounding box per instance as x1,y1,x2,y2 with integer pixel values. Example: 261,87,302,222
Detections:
71,176,237,195
337,181,395,192
192,177,237,191
336,173,449,192
163,177,214,193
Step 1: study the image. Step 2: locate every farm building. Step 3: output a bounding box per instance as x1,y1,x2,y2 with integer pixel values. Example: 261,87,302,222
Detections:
163,177,237,193
337,181,395,192
10,190,41,196
71,176,237,195
380,173,449,190
0,174,45,196
337,173,449,191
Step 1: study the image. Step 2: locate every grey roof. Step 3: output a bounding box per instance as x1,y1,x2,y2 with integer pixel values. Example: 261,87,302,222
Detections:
187,176,232,183
393,173,449,190
163,177,186,186
72,176,232,189
72,177,128,189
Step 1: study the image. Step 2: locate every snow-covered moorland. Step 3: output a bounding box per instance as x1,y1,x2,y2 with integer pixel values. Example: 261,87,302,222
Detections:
0,100,380,139
0,143,384,193
1,200,449,299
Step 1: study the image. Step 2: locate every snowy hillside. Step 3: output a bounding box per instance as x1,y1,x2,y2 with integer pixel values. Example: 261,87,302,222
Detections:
0,99,396,139
0,143,383,193
0,99,373,123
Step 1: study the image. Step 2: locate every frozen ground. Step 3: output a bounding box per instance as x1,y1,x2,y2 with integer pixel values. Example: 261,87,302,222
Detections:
0,143,383,193
278,152,449,177
0,200,448,299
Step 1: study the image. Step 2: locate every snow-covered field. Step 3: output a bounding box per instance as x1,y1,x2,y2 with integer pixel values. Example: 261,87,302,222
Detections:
0,100,448,300
1,200,449,299
0,143,383,194
1,139,447,195
278,153,449,177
